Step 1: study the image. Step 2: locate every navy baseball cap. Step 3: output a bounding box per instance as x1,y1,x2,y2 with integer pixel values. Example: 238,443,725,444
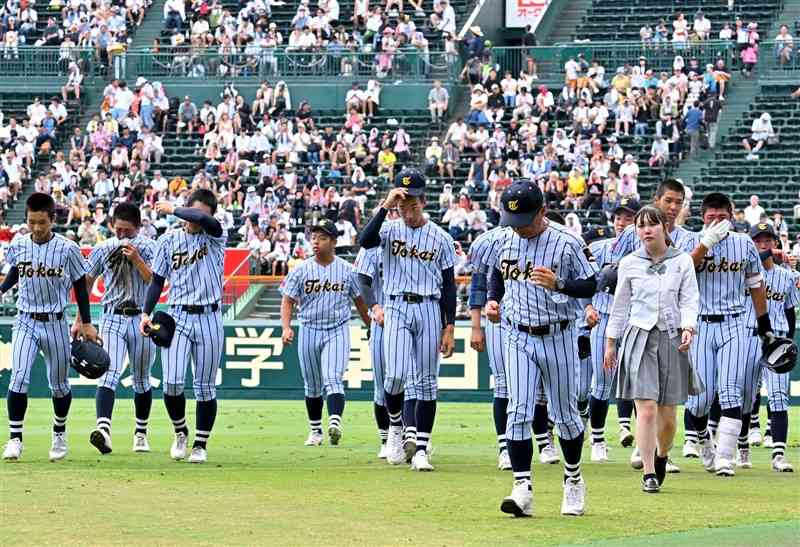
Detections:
394,168,425,197
582,226,609,243
310,218,340,239
613,198,641,216
500,179,544,228
750,222,777,240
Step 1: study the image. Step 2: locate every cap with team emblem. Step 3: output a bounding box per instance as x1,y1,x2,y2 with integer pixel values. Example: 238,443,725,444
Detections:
310,218,341,239
394,168,426,197
749,222,778,240
500,179,544,228
582,226,609,243
613,198,641,216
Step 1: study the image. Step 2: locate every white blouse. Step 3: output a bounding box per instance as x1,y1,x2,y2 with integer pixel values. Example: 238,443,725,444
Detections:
607,247,699,339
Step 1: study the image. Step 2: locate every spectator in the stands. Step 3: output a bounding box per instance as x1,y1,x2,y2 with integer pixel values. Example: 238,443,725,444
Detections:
702,93,722,148
61,62,83,103
442,194,470,239
437,0,456,35
744,195,766,226
684,100,703,156
772,212,789,235
732,210,750,233
563,168,586,210
648,135,669,168
742,112,774,159
425,136,443,175
428,80,449,124
693,10,711,40
334,213,357,250
774,24,794,65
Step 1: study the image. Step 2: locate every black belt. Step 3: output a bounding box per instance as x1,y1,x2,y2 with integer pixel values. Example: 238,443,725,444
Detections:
700,313,741,323
177,303,219,314
389,294,432,304
112,306,142,316
27,312,64,321
517,319,570,336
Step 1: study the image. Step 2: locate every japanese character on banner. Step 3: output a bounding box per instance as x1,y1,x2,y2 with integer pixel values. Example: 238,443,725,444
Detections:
225,327,284,387
344,325,373,389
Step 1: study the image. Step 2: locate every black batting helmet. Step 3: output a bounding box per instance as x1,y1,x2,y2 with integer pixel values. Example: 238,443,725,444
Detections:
146,311,176,348
70,339,111,380
597,263,619,294
760,334,797,375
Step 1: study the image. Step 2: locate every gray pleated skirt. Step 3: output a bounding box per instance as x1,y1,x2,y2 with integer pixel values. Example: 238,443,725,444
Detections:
616,325,704,405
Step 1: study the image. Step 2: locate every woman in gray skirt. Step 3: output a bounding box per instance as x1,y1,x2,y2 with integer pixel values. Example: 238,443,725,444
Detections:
603,206,701,493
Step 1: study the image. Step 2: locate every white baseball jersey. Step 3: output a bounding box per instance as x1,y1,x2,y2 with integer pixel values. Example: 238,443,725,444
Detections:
152,227,227,305
377,219,455,298
467,227,509,274
88,235,157,307
744,265,800,332
354,246,384,304
281,256,360,329
678,231,763,315
589,237,615,314
5,233,87,313
610,223,694,264
484,221,599,326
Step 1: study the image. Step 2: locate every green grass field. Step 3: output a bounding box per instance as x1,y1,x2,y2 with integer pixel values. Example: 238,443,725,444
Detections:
1,400,797,546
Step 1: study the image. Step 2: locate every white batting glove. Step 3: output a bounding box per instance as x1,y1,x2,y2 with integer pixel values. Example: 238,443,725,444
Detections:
700,219,731,248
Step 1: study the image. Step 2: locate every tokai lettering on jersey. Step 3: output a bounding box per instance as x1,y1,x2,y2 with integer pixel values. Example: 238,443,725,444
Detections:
171,244,209,270
304,279,347,294
696,255,746,273
390,240,437,261
17,261,65,278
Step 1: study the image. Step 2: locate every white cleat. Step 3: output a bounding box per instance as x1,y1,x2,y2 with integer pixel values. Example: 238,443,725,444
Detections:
539,443,560,464
736,448,752,469
772,455,794,472
682,440,699,458
378,444,388,459
748,428,762,447
501,479,532,517
561,478,586,516
665,458,680,473
630,446,643,469
49,432,68,462
619,428,634,448
700,439,716,472
132,433,150,453
170,432,188,460
90,428,112,455
304,430,323,447
385,426,405,465
498,449,512,470
763,435,773,448
715,457,735,477
328,425,342,446
2,438,23,461
187,446,207,463
590,442,608,463
410,450,434,471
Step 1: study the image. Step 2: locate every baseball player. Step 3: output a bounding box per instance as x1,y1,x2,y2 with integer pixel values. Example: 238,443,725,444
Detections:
467,226,512,470
81,202,157,454
359,168,456,471
608,179,692,471
281,219,370,447
679,192,772,477
581,200,639,463
2,192,98,462
139,190,226,464
479,180,599,517
739,223,796,472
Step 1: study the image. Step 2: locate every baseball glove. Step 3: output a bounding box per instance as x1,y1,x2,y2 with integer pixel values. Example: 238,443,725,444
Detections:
759,333,797,374
71,338,111,380
578,335,591,360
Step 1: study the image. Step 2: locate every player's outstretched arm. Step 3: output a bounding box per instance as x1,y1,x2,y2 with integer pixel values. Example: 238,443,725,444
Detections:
140,273,166,335
353,295,370,328
173,206,224,237
0,266,19,294
358,188,407,248
72,275,99,343
468,271,487,351
356,273,376,308
280,295,295,345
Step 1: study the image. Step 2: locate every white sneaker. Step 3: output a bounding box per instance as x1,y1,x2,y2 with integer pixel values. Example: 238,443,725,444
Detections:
328,425,342,446
748,428,762,447
49,432,68,462
763,434,773,448
385,426,405,465
630,446,643,469
682,440,699,458
498,449,512,470
772,455,794,472
619,428,634,448
170,432,188,460
410,450,434,471
304,430,323,446
132,433,150,453
2,438,23,460
90,428,112,455
590,442,608,463
500,479,532,517
187,446,207,463
378,444,388,459
539,443,560,464
700,439,716,472
666,458,680,473
736,448,752,469
561,477,586,516
715,457,735,476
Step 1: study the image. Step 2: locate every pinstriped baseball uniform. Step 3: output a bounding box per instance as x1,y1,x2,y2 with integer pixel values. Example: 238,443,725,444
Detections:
574,299,592,404
742,265,799,413
677,231,763,414
88,236,158,393
587,237,616,401
282,256,360,397
484,222,598,441
467,227,509,399
379,219,455,400
152,227,227,401
610,223,694,264
6,234,88,396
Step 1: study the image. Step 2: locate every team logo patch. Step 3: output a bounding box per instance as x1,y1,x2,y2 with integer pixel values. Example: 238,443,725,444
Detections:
758,223,768,230
508,200,519,211
402,176,412,186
